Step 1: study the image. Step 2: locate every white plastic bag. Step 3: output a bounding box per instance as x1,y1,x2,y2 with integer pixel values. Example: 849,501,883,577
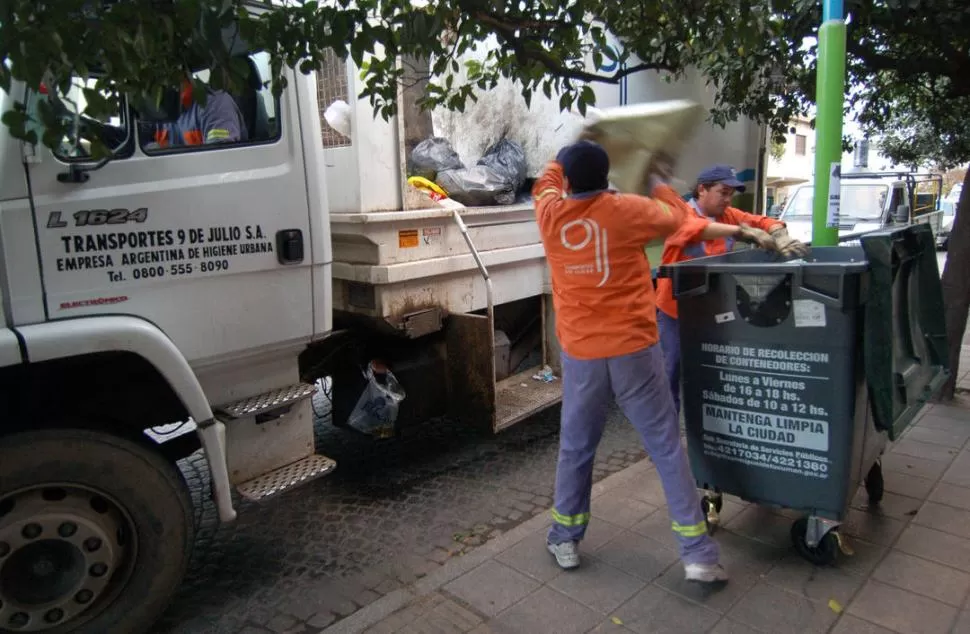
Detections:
347,361,406,437
324,99,352,139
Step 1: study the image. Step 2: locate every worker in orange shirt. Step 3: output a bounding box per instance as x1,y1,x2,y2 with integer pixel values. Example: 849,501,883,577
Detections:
536,141,781,583
653,165,810,415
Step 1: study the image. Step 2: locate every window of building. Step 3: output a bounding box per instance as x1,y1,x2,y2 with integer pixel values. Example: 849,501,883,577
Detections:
795,134,807,156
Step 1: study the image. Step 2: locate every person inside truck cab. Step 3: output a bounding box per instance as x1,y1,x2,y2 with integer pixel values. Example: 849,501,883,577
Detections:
652,164,810,416
535,140,787,585
140,78,247,149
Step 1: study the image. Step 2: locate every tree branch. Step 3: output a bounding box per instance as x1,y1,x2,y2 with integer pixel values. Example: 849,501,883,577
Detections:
474,11,674,84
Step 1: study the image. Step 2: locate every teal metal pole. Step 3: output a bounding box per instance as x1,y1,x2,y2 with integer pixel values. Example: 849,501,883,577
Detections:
811,0,847,246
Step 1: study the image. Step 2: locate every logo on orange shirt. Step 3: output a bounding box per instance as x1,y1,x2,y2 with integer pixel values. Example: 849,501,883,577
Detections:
560,218,610,287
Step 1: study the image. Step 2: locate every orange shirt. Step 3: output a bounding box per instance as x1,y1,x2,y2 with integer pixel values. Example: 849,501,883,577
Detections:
653,186,783,319
534,163,710,360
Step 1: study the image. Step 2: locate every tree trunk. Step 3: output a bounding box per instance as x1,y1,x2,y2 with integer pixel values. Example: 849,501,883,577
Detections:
938,166,970,400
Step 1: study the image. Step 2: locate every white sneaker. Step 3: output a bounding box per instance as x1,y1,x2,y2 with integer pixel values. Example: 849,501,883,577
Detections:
684,562,729,584
547,541,580,570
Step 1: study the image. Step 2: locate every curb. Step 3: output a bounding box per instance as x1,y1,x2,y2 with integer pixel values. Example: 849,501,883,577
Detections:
322,458,656,633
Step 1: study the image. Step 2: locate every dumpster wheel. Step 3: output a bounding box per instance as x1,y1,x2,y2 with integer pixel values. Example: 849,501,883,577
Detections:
791,517,840,566
865,461,884,504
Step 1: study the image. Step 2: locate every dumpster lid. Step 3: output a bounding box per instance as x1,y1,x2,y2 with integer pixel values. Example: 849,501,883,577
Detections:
860,224,949,440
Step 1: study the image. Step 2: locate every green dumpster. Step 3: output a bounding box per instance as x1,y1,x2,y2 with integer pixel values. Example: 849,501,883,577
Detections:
657,223,948,565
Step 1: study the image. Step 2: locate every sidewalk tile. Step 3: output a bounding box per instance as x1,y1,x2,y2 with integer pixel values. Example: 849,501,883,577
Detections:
915,501,970,539
709,619,765,633
928,482,970,511
488,587,601,634
871,550,970,607
726,582,838,633
724,507,796,549
654,559,759,613
841,508,907,546
922,405,970,423
833,538,886,577
629,508,678,551
883,472,937,500
762,554,866,605
612,585,720,634
829,615,895,634
442,561,539,617
715,530,787,571
847,580,958,634
548,557,645,613
944,452,970,488
953,611,970,632
851,489,924,520
882,452,951,481
905,425,970,449
495,530,562,584
587,619,635,633
591,495,658,529
891,438,961,463
592,531,679,582
581,520,624,553
895,525,970,572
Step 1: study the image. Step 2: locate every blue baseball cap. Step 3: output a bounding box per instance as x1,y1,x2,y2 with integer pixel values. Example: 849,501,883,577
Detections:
556,140,610,194
696,164,746,193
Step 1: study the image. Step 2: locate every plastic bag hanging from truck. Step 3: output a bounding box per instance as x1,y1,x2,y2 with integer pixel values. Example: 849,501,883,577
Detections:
477,138,528,193
408,137,465,180
347,361,407,438
436,165,518,206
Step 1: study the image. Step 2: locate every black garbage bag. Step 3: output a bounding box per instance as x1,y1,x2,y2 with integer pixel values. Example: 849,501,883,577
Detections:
408,137,464,180
477,138,528,193
437,166,516,206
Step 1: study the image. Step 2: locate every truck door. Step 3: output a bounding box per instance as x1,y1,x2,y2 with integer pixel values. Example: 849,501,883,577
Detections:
21,52,314,366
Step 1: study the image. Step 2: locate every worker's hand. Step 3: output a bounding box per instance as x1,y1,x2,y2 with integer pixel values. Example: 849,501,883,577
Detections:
645,151,675,183
735,224,778,251
770,226,811,258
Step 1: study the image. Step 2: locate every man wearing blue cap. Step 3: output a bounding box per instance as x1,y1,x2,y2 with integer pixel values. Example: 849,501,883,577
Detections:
653,164,810,415
534,142,783,584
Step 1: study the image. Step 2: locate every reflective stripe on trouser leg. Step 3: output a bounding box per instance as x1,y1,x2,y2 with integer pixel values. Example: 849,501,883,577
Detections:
608,344,719,565
548,351,611,545
657,310,682,416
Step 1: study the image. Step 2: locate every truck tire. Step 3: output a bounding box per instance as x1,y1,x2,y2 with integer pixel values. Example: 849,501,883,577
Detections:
0,429,194,633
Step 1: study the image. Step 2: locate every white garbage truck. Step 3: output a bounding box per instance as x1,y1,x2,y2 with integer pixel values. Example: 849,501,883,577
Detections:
0,20,766,634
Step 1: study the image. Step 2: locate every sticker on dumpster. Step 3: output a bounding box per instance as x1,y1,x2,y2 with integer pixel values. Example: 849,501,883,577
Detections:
695,341,832,480
714,311,736,324
702,405,828,451
793,299,826,328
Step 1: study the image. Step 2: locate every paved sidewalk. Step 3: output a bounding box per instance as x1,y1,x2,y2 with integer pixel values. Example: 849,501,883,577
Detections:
324,385,970,632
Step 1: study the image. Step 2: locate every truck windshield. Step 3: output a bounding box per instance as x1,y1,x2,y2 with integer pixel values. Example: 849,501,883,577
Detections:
781,183,890,222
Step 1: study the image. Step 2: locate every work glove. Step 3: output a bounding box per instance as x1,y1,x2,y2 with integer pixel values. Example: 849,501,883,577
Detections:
770,226,811,258
735,224,778,251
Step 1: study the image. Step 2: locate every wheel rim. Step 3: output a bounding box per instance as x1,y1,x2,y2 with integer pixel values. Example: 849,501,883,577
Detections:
0,485,137,632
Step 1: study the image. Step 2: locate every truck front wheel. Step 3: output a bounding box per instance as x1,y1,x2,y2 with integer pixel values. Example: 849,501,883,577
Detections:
0,429,193,633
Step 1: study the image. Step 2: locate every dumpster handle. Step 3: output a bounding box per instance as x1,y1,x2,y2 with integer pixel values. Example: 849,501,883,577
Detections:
791,267,848,308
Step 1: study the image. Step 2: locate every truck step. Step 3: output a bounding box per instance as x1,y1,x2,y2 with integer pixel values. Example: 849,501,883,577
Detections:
221,383,317,419
236,454,337,502
494,366,563,432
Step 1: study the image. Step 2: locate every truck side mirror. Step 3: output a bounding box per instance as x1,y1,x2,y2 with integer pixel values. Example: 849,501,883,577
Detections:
894,204,910,224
